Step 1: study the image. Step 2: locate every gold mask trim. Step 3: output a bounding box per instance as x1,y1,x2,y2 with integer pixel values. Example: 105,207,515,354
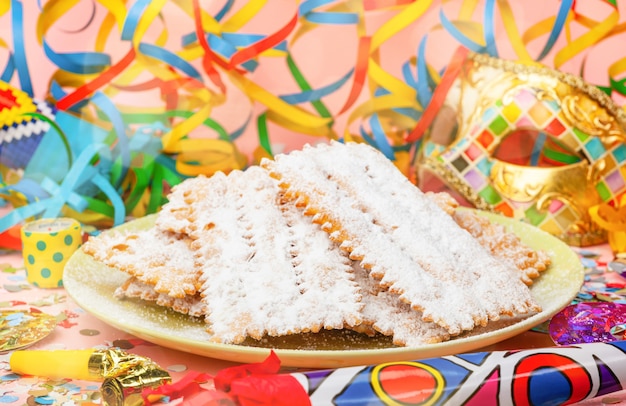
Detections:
417,52,626,246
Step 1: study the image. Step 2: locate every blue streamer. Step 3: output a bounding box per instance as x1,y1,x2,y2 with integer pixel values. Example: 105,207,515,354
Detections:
280,68,353,104
121,0,151,41
439,7,486,53
228,113,251,141
42,41,111,75
1,53,15,83
374,87,420,120
90,172,125,226
369,114,395,160
11,0,33,96
0,143,124,232
91,92,130,189
182,32,288,52
138,43,203,80
304,12,359,25
222,33,288,52
483,0,498,57
299,0,335,17
415,36,433,108
214,0,234,21
5,178,48,202
402,61,418,90
536,0,574,60
40,176,89,213
208,35,258,72
359,124,377,146
530,132,547,166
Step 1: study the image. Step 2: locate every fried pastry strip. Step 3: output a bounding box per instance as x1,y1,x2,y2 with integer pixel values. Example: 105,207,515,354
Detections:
82,228,200,298
115,277,206,317
426,191,551,286
351,263,451,346
261,141,541,335
180,167,363,344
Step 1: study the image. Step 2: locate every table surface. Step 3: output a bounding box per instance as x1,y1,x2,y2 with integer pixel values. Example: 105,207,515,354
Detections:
1,241,625,405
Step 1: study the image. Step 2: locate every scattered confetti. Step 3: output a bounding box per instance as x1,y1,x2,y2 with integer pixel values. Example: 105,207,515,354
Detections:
0,310,57,351
549,302,626,345
29,294,67,307
0,266,19,274
34,395,55,405
112,339,134,350
602,396,623,404
28,389,50,397
0,395,19,403
3,284,31,293
79,329,100,337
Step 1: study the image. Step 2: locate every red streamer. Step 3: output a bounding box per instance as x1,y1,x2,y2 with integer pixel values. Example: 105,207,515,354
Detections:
192,0,228,92
227,13,298,70
338,35,371,115
141,351,310,406
55,48,136,110
0,225,23,251
406,45,469,143
363,0,416,10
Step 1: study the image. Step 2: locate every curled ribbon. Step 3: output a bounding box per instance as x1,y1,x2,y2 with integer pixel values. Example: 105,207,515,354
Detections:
0,0,623,236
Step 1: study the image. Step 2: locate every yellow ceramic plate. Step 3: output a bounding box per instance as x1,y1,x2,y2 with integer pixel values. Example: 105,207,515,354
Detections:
63,210,583,368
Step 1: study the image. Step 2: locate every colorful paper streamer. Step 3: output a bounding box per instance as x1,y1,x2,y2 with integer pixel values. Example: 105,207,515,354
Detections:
0,0,624,235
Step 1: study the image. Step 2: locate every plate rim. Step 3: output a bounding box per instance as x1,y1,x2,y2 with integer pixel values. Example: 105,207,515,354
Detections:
63,209,584,368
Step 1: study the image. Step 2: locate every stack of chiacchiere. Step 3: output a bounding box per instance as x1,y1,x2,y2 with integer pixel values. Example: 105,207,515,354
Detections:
82,141,551,347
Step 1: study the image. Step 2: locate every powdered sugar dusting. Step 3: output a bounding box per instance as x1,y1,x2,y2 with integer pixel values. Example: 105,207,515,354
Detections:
184,167,364,344
261,141,541,336
82,228,199,298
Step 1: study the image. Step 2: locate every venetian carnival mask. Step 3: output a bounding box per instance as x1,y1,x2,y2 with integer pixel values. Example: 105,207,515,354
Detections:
416,52,626,246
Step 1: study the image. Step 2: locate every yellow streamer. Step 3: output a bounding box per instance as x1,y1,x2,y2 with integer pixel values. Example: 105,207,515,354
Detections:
368,60,418,103
228,71,332,131
94,0,127,32
266,110,338,138
521,17,556,49
161,103,213,153
497,0,533,61
344,93,422,140
609,57,626,85
132,0,169,46
221,0,268,33
455,0,480,20
36,0,82,44
370,0,433,52
554,9,619,69
0,0,10,16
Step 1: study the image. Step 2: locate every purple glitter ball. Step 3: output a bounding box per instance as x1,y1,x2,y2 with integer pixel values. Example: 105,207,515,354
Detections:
549,302,626,346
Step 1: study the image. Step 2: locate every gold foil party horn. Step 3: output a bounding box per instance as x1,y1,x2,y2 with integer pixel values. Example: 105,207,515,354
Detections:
100,362,172,406
10,348,171,405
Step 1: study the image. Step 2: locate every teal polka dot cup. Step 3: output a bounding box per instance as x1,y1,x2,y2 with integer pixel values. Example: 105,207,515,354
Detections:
21,218,82,288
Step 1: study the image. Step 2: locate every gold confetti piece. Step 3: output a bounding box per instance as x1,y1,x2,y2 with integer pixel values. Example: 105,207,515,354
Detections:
0,310,57,352
80,329,100,336
112,339,134,350
27,389,50,397
602,396,622,404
